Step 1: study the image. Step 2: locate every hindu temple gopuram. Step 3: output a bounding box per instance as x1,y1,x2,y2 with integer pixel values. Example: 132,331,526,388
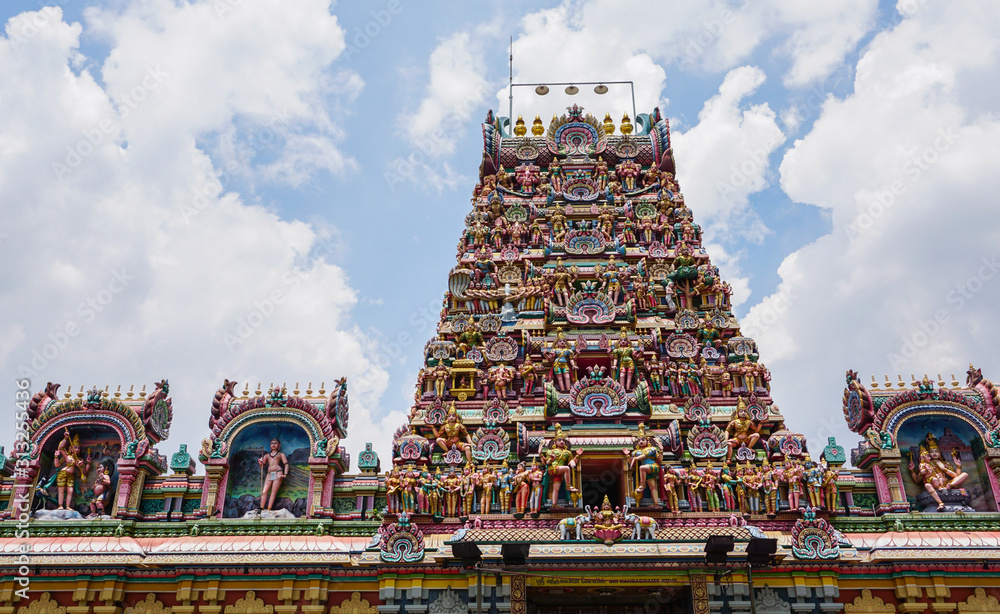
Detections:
4,105,1000,614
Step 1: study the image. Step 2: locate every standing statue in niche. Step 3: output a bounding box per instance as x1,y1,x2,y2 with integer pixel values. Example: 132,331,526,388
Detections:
724,398,761,463
53,429,91,510
258,438,289,511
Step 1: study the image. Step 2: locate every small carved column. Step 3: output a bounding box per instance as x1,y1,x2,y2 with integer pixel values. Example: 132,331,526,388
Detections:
874,449,908,512
112,462,138,518
307,460,328,518
201,461,229,518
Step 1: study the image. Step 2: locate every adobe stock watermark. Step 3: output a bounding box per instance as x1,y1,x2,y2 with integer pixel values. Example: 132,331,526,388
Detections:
6,6,61,56
222,237,341,351
179,106,293,224
52,66,169,182
16,269,134,378
716,136,784,199
385,85,488,190
741,290,797,338
888,255,999,370
679,0,752,68
13,378,33,599
344,0,408,57
845,126,958,240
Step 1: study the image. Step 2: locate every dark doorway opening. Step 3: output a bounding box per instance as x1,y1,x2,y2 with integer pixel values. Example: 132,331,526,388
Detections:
579,457,625,509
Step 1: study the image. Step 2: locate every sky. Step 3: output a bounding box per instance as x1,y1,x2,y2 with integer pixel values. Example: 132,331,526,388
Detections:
2,0,999,469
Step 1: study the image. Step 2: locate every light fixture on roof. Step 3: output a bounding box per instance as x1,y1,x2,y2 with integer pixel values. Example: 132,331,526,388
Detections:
535,85,550,95
565,85,579,95
594,84,609,94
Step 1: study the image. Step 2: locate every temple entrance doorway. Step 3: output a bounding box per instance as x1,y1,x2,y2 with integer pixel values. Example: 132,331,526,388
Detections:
578,456,626,509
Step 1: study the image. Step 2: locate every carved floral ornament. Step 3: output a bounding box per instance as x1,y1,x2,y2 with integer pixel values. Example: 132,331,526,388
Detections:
125,595,171,614
843,589,894,614
224,591,273,614
330,593,378,614
17,594,66,614
958,588,1000,614
428,588,469,614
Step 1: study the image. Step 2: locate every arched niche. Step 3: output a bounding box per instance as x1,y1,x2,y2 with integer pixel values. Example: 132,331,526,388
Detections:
893,408,997,512
222,419,311,518
34,423,122,515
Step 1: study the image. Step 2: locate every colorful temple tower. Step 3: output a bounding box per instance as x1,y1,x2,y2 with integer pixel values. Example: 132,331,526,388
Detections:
4,105,1000,614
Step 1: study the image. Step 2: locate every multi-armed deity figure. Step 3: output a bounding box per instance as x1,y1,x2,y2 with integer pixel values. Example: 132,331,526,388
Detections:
541,425,583,506
910,433,968,511
53,428,91,510
624,424,663,507
431,403,473,465
257,438,289,511
725,398,761,463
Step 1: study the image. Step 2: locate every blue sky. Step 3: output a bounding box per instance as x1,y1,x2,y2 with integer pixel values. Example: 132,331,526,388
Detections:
2,0,999,467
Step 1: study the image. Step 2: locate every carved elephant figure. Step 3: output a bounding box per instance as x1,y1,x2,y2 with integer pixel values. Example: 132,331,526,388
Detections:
625,513,658,540
557,514,589,540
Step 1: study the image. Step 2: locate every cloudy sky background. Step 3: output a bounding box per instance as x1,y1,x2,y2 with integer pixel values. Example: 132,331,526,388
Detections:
2,0,999,468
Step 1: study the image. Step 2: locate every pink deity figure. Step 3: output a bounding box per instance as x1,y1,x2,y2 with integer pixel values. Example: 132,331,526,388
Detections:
600,255,623,305
616,160,640,191
509,220,526,246
488,364,515,399
598,205,615,241
515,162,540,194
258,438,289,511
634,279,655,311
87,463,111,518
638,217,657,244
784,460,803,511
385,469,401,514
492,217,507,249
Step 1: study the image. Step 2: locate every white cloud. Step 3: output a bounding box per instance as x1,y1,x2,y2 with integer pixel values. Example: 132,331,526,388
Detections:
672,66,784,242
0,5,401,467
747,0,1000,460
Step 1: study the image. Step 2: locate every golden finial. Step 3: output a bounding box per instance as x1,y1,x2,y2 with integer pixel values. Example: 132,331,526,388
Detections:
620,112,633,134
951,373,960,387
114,385,121,398
139,385,146,399
64,386,71,399
870,375,879,389
937,374,945,387
884,374,891,388
603,113,615,134
531,115,544,136
319,381,326,395
127,385,134,399
255,382,262,396
293,382,299,396
513,115,527,137
910,374,918,387
897,375,906,389
306,381,313,395
268,382,274,393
